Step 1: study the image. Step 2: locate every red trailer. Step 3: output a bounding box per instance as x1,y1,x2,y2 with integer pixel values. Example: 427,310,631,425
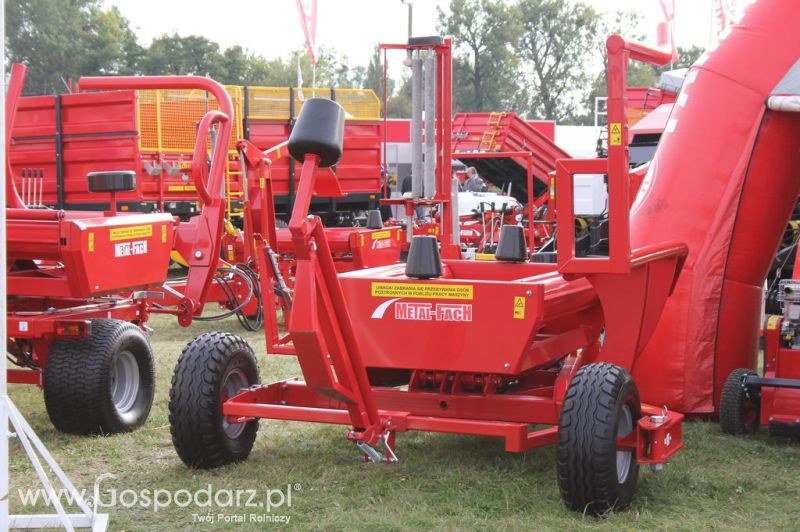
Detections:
8,85,384,223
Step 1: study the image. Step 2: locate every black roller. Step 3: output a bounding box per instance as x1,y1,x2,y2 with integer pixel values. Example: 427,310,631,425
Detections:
405,235,442,279
366,209,384,229
87,171,136,193
495,225,527,262
288,98,346,168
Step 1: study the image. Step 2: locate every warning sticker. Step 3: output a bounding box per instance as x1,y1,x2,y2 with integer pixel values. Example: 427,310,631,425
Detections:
88,232,95,252
609,122,622,146
513,296,526,319
110,225,153,242
161,225,167,243
371,230,391,240
166,185,197,192
766,315,780,330
371,282,473,300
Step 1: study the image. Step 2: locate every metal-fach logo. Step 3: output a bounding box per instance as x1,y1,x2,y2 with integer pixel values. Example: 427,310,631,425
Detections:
394,302,472,322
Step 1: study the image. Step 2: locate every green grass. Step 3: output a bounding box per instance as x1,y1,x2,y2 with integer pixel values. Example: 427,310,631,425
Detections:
7,313,800,530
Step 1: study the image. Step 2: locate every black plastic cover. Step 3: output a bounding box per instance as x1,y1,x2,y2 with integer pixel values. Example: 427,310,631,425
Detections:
288,98,346,168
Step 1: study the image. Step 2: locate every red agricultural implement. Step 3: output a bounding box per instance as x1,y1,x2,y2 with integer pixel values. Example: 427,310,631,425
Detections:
5,68,254,433
167,36,688,514
6,61,402,433
720,248,800,440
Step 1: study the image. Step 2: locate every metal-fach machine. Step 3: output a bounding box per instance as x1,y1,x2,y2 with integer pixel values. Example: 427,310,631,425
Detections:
6,70,239,433
720,258,800,440
167,35,688,515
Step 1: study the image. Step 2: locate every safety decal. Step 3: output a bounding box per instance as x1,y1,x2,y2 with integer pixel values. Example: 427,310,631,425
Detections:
766,315,780,330
166,185,197,192
161,224,167,243
371,282,473,300
109,224,153,242
609,122,622,146
513,296,526,319
371,230,391,240
88,232,95,252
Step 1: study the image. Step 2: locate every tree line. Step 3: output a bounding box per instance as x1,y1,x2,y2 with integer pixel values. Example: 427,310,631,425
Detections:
5,0,703,124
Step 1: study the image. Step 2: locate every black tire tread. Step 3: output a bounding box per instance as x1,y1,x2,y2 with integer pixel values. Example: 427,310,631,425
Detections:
43,319,154,435
720,368,759,435
556,362,640,515
169,331,260,469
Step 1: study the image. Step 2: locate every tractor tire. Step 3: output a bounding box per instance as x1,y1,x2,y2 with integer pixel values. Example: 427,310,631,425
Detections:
720,368,760,435
557,362,641,515
169,332,260,468
43,319,155,435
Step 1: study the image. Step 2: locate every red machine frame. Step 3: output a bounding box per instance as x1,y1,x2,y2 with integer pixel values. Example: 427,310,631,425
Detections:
379,38,460,259
722,248,800,437
6,70,234,385
217,36,687,474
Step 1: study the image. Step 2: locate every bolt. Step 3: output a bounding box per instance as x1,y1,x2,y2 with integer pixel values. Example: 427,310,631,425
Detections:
307,215,314,220
280,400,287,405
503,362,511,369
194,250,203,259
386,421,392,427
47,307,56,313
525,290,532,297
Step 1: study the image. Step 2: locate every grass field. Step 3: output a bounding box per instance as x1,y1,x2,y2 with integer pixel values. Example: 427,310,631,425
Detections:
7,313,800,530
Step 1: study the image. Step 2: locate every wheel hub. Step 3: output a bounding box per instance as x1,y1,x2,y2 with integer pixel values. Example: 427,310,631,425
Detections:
616,404,634,484
221,368,248,438
111,350,140,415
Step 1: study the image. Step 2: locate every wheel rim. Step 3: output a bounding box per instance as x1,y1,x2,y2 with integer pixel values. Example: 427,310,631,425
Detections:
110,350,140,415
616,404,634,484
221,368,248,438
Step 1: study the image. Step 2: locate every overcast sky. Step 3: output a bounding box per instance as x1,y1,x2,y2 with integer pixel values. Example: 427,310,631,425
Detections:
104,0,754,70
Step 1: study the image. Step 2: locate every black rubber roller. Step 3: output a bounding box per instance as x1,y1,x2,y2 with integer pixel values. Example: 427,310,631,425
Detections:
495,225,528,261
288,98,346,168
405,235,442,279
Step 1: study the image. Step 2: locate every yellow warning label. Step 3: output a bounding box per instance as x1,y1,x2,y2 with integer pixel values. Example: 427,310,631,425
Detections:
609,122,622,146
766,315,780,330
88,232,95,252
167,185,197,192
259,177,266,189
161,225,167,243
109,225,153,242
371,282,473,300
371,230,391,240
513,296,526,319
